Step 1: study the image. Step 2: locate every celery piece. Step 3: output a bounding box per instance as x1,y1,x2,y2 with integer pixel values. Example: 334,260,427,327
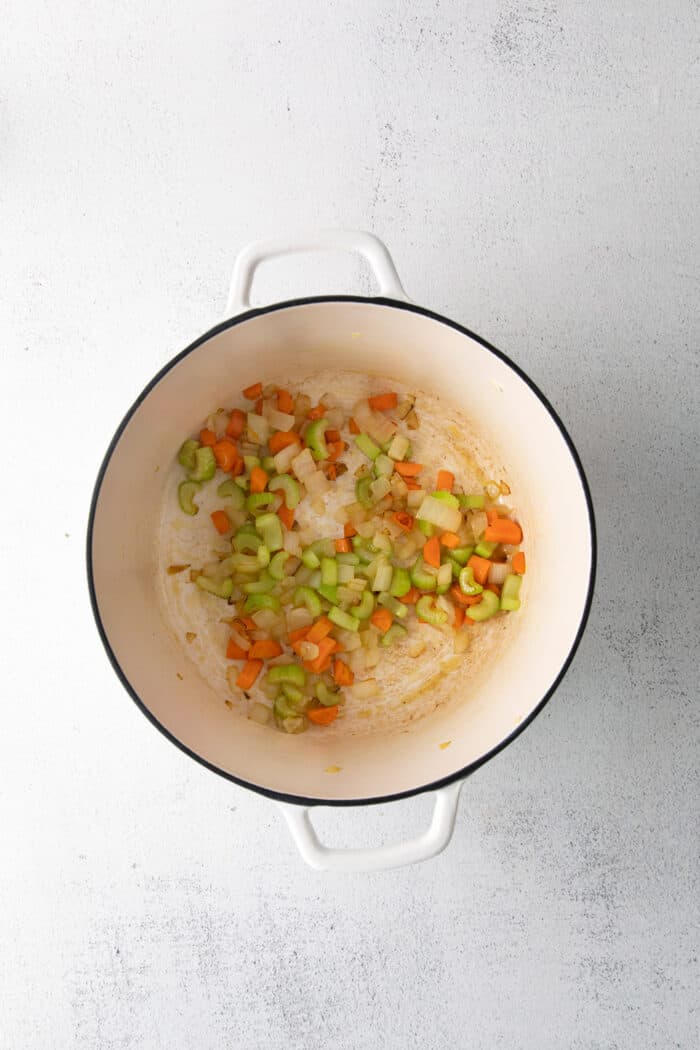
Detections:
336,552,360,566
178,480,202,516
381,622,408,647
372,559,393,593
387,433,410,461
337,563,355,585
466,589,500,621
317,583,338,604
417,519,435,537
293,586,322,617
268,550,290,581
374,453,394,477
355,476,374,509
233,528,263,554
281,683,305,706
261,456,276,473
350,591,375,620
411,557,437,592
500,574,522,612
458,566,483,596
274,695,298,720
229,553,262,574
475,541,498,558
355,433,381,460
196,575,234,599
459,493,485,510
243,455,261,472
301,547,321,570
436,563,452,595
216,478,245,508
268,663,306,686
234,475,249,491
306,418,330,461
369,476,391,503
432,491,460,508
451,546,474,566
316,680,340,706
243,593,281,614
189,446,216,482
328,606,360,632
378,593,408,619
389,567,411,598
241,570,275,595
178,438,200,470
416,595,448,625
268,474,301,509
257,544,271,568
246,492,276,514
320,557,339,587
255,512,284,552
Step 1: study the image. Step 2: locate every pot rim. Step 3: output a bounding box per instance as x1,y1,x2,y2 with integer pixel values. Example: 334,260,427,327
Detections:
86,295,597,808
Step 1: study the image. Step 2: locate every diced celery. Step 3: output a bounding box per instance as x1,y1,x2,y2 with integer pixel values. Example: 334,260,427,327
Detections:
458,566,483,595
320,557,339,587
460,493,486,509
246,492,276,514
436,563,452,594
233,528,263,554
268,550,290,581
416,494,462,532
378,593,408,618
189,446,216,482
257,544,271,568
466,589,500,621
268,474,301,509
178,438,200,470
301,547,321,569
306,418,330,460
243,593,281,614
241,570,275,595
336,552,360,566
372,559,393,593
389,567,411,598
216,478,245,509
261,456,276,473
268,663,306,686
281,683,305,705
500,574,522,612
293,586,322,617
255,512,284,552
356,476,374,509
369,476,391,503
374,453,394,477
475,540,498,558
178,480,201,516
432,491,460,508
316,680,340,706
337,563,355,584
229,553,261,574
328,606,360,632
243,455,261,472
451,546,474,566
196,575,234,599
417,519,434,537
411,557,437,592
381,622,408,647
416,595,448,625
370,532,393,554
317,583,338,604
350,591,375,620
355,433,381,460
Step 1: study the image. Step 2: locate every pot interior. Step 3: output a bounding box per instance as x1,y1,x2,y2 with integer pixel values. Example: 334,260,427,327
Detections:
90,299,593,802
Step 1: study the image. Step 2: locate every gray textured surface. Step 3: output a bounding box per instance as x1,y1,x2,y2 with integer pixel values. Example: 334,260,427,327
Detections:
1,1,698,1047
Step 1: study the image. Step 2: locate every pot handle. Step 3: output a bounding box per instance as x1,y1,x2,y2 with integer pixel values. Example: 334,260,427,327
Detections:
226,229,408,315
277,780,463,872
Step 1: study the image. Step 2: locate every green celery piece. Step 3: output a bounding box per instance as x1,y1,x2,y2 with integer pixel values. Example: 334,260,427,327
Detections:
233,529,263,554
377,592,408,618
460,493,485,509
355,432,382,460
306,418,330,460
242,593,281,614
500,573,522,612
268,474,301,509
189,446,216,482
246,492,276,513
350,591,375,620
451,546,474,566
301,547,321,569
278,715,307,734
217,478,245,508
178,438,199,470
268,664,306,686
417,518,435,537
411,556,436,592
328,606,360,632
229,552,262,574
293,586,322,617
435,563,452,595
317,583,338,604
243,455,261,472
316,680,340,706
447,556,463,579
459,566,483,595
432,490,459,508
467,589,500,621
178,480,201,515
261,456,276,473
320,557,339,587
241,570,275,595
336,552,360,566
255,512,283,552
381,622,408,647
374,453,394,477
475,540,498,558
257,544,270,568
268,550,289,581
281,683,305,706
274,695,297,720
415,595,447,625
196,575,234,599
355,476,374,509
389,567,411,598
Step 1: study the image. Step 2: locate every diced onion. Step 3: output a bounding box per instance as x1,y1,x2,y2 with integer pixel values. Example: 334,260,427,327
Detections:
369,476,392,503
299,641,319,661
365,648,381,669
286,607,313,631
468,510,488,538
408,636,426,658
283,531,302,558
252,609,280,632
291,447,317,482
272,442,299,474
352,678,379,699
454,630,470,654
246,413,271,444
416,494,462,532
336,629,362,651
352,398,397,444
267,408,296,431
306,470,330,496
348,648,367,674
488,561,510,586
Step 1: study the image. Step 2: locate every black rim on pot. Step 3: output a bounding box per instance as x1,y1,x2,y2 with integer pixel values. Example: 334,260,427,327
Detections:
86,296,597,807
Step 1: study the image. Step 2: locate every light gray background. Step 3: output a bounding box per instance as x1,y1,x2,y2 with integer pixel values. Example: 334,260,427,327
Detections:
1,2,698,1048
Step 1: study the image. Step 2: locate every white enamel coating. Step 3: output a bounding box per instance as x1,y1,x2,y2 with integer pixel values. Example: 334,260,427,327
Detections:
226,229,407,315
89,231,594,872
279,780,464,872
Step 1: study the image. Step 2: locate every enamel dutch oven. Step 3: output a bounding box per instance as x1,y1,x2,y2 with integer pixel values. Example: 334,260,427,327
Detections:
87,231,596,871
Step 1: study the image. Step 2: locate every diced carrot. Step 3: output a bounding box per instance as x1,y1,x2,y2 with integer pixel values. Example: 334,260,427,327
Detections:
404,478,421,491
230,454,244,477
370,607,393,634
512,551,526,574
306,616,334,644
210,510,231,535
307,705,338,726
278,503,295,529
440,532,461,549
240,616,257,631
485,584,501,597
225,637,249,660
327,440,345,462
486,508,500,525
236,659,263,689
399,586,420,604
333,659,354,687
467,554,491,586
307,403,326,420
326,429,341,442
226,408,246,439
484,518,523,545
463,616,476,626
423,535,441,569
453,606,465,629
450,585,483,607
368,391,398,411
248,639,283,660
287,625,310,643
394,461,423,477
242,382,262,400
303,637,337,674
393,511,415,533
212,439,239,472
349,417,360,434
436,470,454,492
268,430,302,455
276,389,294,414
254,397,263,414
249,466,269,494
325,463,338,480
199,428,216,447
344,522,357,538
335,538,352,553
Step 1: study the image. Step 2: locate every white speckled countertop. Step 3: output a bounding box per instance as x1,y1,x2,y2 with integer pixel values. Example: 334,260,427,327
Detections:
2,2,697,1047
